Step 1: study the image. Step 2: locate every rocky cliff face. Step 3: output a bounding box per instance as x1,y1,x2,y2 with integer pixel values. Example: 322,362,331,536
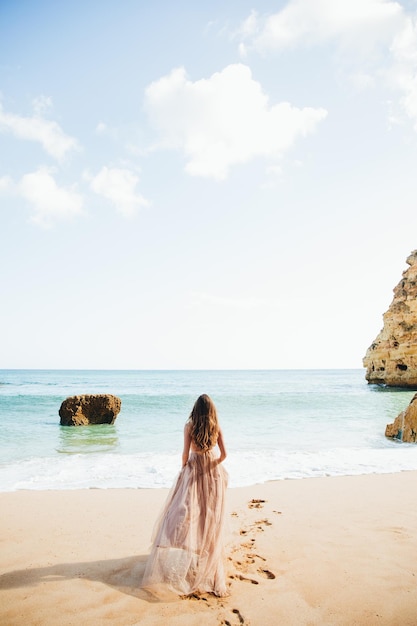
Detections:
363,250,417,387
385,393,417,442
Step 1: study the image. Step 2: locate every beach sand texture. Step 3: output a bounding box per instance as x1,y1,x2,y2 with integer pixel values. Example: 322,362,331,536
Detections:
1,472,417,626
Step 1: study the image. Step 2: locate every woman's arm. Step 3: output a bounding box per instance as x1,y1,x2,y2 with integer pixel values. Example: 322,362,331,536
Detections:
217,427,227,464
182,423,191,468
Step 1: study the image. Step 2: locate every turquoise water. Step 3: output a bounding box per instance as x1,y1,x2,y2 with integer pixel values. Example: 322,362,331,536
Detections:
0,369,416,490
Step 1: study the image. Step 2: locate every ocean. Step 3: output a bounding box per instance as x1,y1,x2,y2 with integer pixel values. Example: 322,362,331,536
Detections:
0,369,416,491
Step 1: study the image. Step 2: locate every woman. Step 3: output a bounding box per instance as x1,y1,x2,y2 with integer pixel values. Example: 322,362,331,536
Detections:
141,394,228,597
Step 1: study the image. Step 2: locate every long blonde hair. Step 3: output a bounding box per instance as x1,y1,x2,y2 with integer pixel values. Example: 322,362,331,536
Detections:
188,394,219,451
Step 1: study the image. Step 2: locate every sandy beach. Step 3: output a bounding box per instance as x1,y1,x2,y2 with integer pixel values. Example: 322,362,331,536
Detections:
1,472,417,626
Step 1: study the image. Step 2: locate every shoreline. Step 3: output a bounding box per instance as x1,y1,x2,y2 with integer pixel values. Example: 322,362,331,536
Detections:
2,465,417,491
1,471,417,625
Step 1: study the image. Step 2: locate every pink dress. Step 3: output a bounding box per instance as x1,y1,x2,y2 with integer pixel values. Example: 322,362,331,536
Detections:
141,447,228,597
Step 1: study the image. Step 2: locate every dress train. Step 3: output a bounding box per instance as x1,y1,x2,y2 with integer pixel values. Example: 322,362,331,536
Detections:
141,449,228,597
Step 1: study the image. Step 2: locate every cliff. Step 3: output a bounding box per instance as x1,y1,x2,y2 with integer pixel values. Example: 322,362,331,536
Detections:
363,250,417,387
385,393,417,442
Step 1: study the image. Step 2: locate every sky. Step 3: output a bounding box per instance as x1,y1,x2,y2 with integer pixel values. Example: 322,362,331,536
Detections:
1,0,417,370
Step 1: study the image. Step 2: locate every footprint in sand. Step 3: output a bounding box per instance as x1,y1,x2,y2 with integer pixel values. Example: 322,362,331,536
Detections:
240,518,272,536
222,608,246,626
231,559,245,570
257,567,276,580
232,608,246,624
248,499,266,509
184,593,209,602
255,518,272,526
229,574,259,585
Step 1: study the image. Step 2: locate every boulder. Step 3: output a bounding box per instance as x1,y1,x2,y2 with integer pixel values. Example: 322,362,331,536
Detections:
385,393,417,442
363,250,417,387
59,394,122,426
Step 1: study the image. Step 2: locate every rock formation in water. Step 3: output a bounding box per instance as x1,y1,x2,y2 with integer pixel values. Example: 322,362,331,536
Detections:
363,250,417,387
59,394,122,426
385,393,417,442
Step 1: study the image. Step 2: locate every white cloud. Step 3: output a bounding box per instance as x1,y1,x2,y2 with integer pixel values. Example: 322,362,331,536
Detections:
237,0,417,130
0,175,13,191
240,0,404,54
19,167,84,226
32,95,53,117
388,14,417,128
95,121,108,135
89,166,149,216
238,42,248,58
0,101,79,160
144,63,327,180
239,10,259,39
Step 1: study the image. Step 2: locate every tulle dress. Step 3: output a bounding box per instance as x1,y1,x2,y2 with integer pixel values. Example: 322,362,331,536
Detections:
141,447,228,598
